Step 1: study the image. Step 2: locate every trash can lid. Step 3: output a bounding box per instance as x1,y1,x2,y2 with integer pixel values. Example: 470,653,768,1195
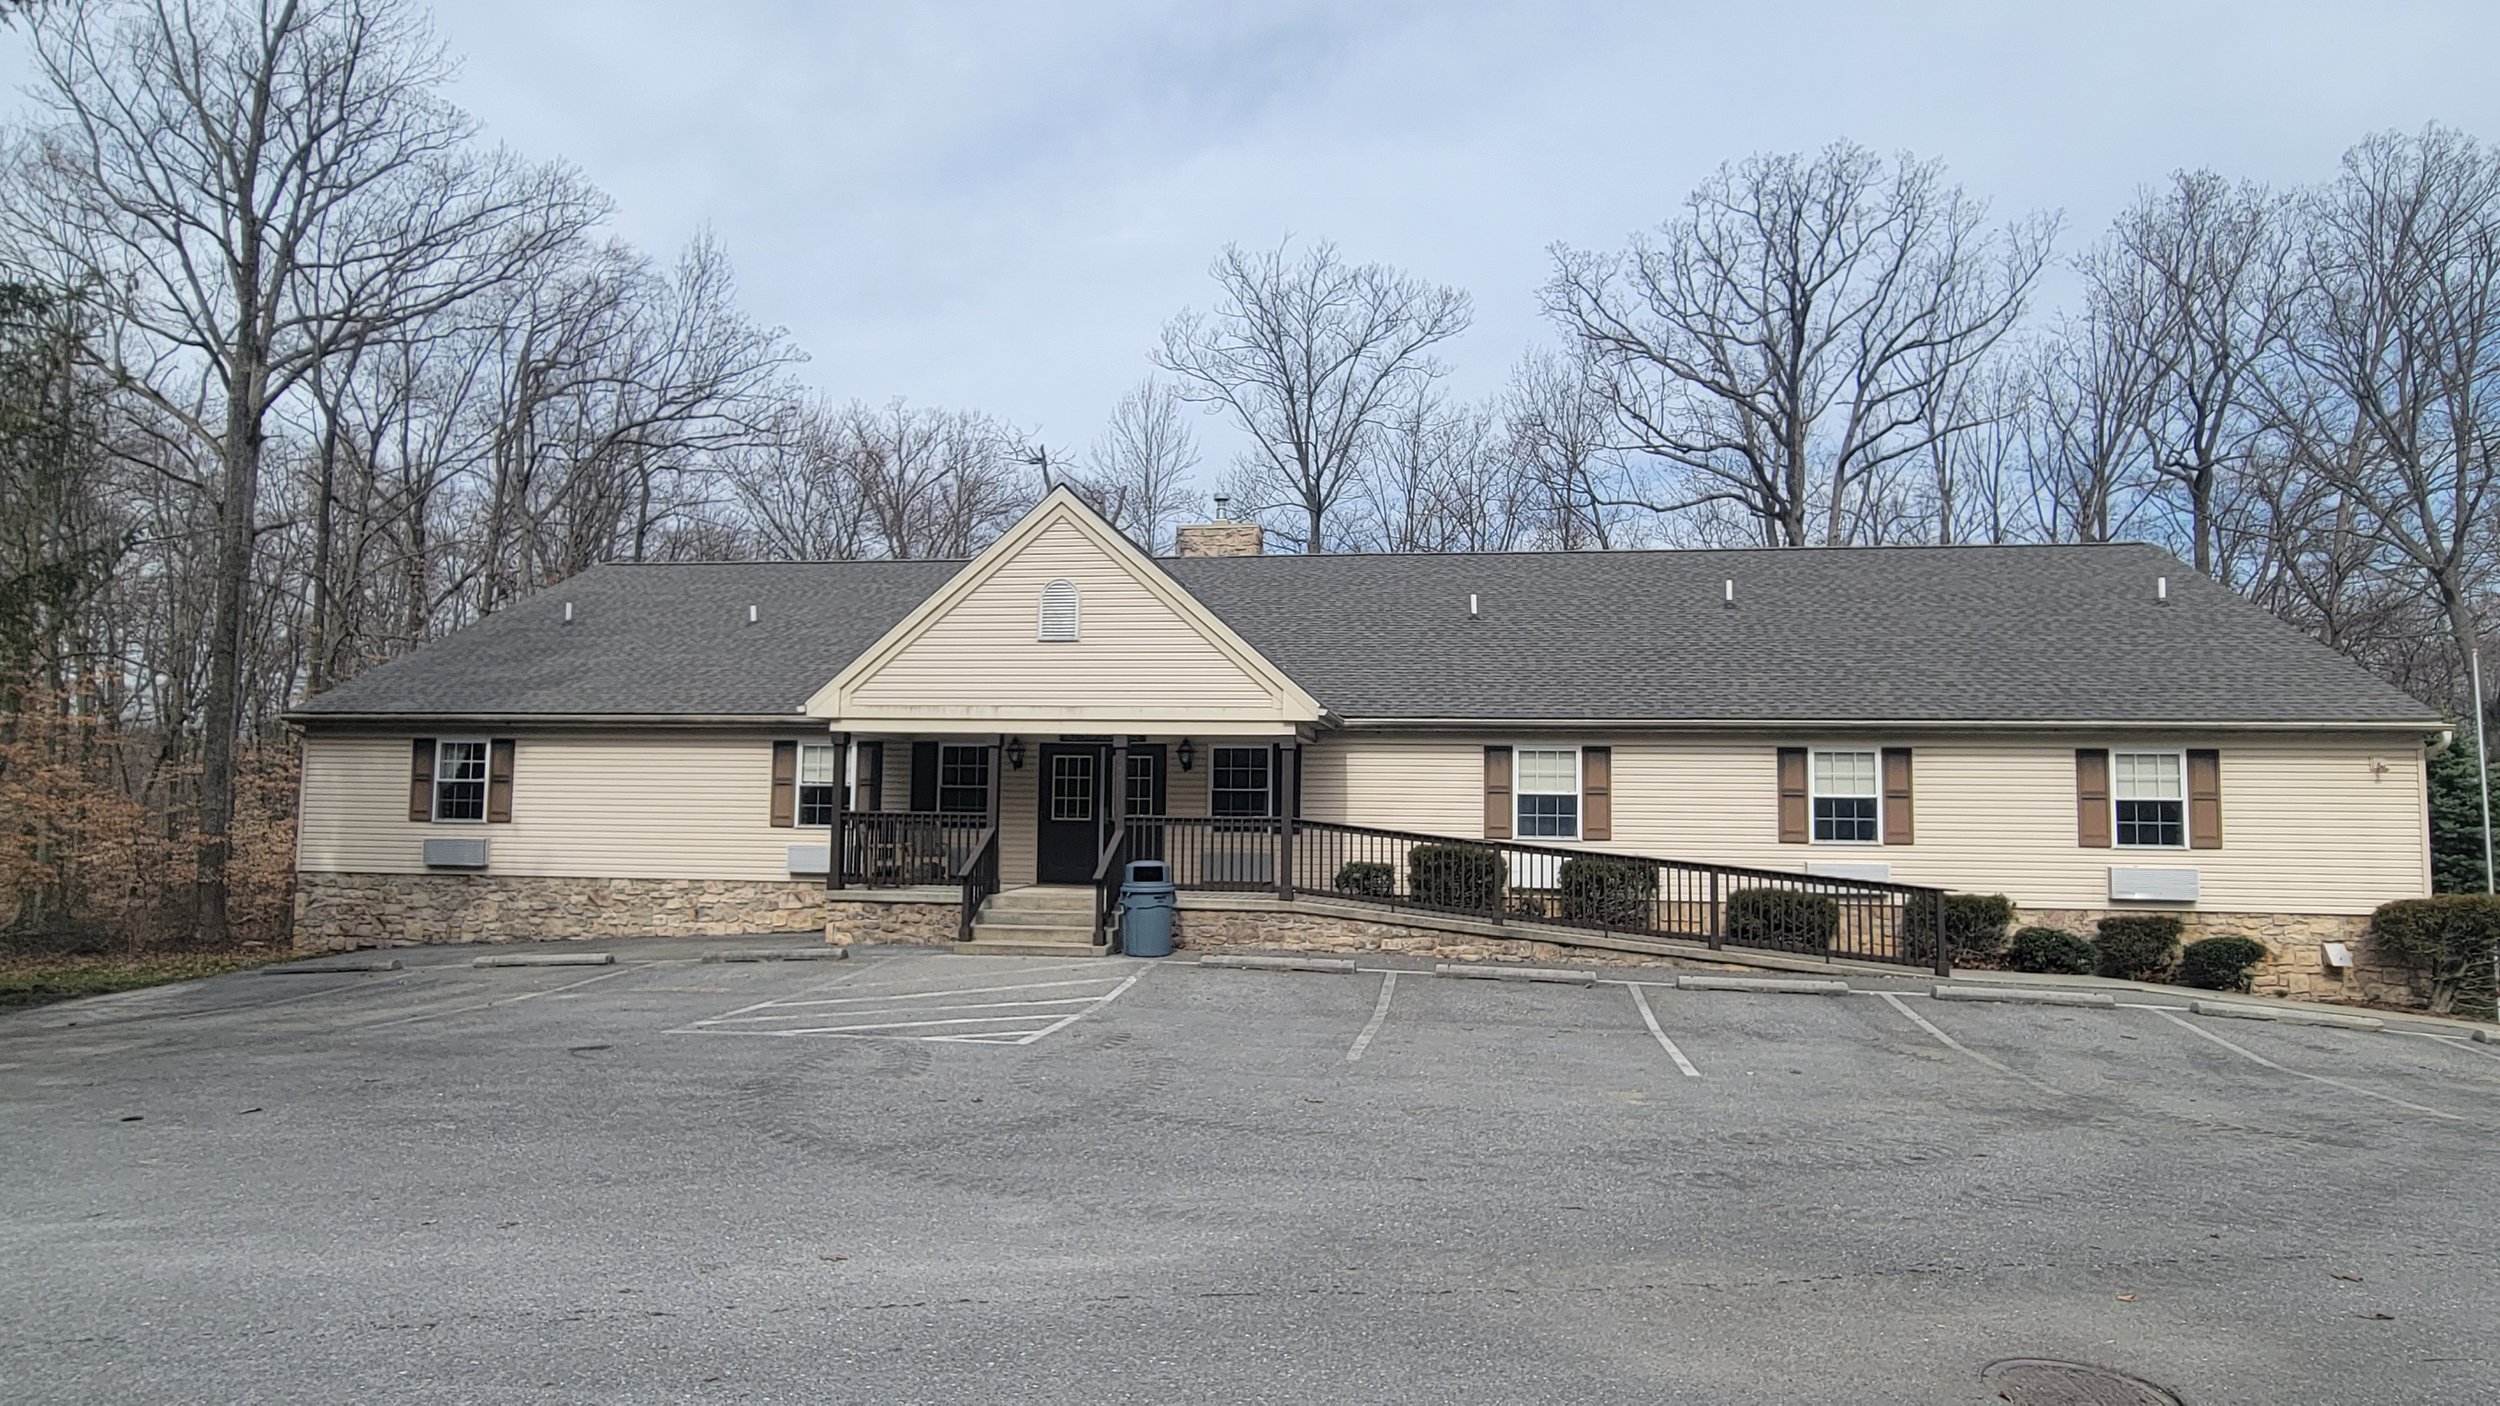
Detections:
1123,859,1169,884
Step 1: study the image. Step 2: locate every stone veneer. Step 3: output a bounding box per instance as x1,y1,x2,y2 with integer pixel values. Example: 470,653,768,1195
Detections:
292,872,961,951
2015,908,2419,1006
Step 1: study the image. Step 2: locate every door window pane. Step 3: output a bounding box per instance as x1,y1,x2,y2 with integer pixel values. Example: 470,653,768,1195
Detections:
1125,753,1161,817
1050,754,1095,822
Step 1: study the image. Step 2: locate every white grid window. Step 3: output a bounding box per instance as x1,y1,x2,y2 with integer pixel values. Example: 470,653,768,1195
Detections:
1515,747,1579,839
433,739,489,822
2115,751,2185,848
1038,579,1080,641
1812,749,1879,843
797,744,839,827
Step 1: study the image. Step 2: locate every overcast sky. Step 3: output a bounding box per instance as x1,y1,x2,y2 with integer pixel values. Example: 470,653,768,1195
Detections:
17,1,2500,486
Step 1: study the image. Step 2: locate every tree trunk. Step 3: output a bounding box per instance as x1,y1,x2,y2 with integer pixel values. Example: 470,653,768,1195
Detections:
196,368,264,946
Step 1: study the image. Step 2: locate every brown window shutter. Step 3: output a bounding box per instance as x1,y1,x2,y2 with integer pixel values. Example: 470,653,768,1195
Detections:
2076,749,2112,848
486,739,516,824
770,740,798,828
1580,746,1612,841
1776,747,1808,844
409,739,436,822
1881,747,1914,845
1483,745,1512,839
2187,748,2222,850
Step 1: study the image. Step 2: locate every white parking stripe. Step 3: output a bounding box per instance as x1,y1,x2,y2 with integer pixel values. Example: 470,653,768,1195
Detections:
1877,991,2061,1094
675,961,1145,1045
1345,972,1398,1063
2397,1030,2500,1065
709,996,1108,1024
757,975,1130,1011
1626,984,1700,1077
2150,1008,2462,1121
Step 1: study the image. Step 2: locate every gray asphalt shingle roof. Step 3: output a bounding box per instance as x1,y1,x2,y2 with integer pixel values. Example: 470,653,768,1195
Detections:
295,542,2438,726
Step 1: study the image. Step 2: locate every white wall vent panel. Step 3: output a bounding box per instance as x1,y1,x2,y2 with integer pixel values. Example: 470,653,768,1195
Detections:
1037,578,1080,641
2108,867,2199,902
786,845,830,876
423,837,489,870
1806,861,1891,883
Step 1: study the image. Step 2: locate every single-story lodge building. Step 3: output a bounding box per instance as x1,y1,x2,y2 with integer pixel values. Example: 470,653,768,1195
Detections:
289,488,2445,1001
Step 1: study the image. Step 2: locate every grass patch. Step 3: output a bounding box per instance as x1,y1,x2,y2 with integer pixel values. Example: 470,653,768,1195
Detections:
0,950,290,1010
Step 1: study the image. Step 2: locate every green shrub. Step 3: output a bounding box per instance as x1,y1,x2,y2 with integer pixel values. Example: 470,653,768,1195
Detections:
1724,888,1839,951
1406,843,1505,913
1556,856,1658,929
2006,925,2096,975
1334,861,1394,899
2372,894,2500,1018
2176,936,2269,992
2094,914,2183,981
1895,893,2017,962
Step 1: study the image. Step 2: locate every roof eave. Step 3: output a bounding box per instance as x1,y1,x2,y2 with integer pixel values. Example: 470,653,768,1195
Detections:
1332,715,2445,732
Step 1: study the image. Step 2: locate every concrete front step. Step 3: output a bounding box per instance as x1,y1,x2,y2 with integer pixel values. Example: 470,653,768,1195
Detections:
975,909,1105,931
958,933,1110,957
983,885,1097,913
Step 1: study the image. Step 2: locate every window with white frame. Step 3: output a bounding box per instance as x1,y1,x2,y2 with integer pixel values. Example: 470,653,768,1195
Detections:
1038,579,1080,641
433,739,489,822
2114,750,2185,847
938,744,990,814
1811,749,1879,843
797,744,839,827
1210,746,1272,818
1514,747,1580,839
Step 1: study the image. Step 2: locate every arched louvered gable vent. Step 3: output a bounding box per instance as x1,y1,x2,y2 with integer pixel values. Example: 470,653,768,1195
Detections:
1038,578,1080,641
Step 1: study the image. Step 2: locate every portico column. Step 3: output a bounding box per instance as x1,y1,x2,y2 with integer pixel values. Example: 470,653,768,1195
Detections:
827,731,849,891
1276,739,1298,902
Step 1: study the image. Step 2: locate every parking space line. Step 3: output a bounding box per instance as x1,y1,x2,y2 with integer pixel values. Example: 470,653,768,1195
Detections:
694,953,908,1023
2149,1008,2463,1121
1876,991,2060,1094
2398,1030,2500,1065
709,996,1108,1024
1345,972,1397,1063
356,965,642,1030
1625,984,1700,1077
675,963,1145,1046
1001,969,1146,1046
756,974,1131,1011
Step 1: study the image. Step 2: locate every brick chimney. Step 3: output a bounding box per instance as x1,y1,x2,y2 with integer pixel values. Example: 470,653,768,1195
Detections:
1174,520,1264,557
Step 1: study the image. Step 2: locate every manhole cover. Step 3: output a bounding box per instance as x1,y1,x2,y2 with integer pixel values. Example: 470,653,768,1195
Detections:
1981,1359,2182,1406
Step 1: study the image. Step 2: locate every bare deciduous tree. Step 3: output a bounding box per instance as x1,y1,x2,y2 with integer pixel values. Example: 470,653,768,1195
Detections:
1545,141,2054,546
1069,378,1198,553
1156,240,1469,553
10,0,596,940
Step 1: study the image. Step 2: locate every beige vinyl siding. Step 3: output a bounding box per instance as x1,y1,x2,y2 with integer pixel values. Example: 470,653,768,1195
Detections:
299,731,827,880
1303,729,2428,916
845,519,1283,720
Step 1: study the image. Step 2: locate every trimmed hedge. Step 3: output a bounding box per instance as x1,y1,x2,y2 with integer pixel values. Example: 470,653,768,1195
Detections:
1407,844,1505,913
2176,936,2269,992
2006,925,2096,975
2372,894,2500,1018
1725,888,1839,951
1896,893,2017,961
2094,914,2183,982
1334,861,1394,899
1557,856,1658,929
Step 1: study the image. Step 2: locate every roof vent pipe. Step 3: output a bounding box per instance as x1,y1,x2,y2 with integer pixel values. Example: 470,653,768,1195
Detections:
1724,578,1734,609
562,601,573,624
748,604,758,625
2157,576,2169,606
1468,593,1479,618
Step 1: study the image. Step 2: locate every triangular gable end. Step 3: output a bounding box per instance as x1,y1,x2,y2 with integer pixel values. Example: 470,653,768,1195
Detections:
807,488,1325,733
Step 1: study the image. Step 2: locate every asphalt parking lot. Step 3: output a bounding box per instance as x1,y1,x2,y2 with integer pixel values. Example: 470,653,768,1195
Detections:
3,938,2496,1405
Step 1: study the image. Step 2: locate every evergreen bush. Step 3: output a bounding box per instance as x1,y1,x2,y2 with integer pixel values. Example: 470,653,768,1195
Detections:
2006,925,2096,975
1724,888,1839,951
1556,856,1658,929
2093,914,2183,981
1406,844,1505,913
2372,894,2500,1018
2176,936,2269,991
1334,861,1394,899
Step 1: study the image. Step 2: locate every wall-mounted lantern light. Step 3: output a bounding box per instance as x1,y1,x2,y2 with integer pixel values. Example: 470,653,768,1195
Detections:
1175,738,1196,772
1005,738,1026,771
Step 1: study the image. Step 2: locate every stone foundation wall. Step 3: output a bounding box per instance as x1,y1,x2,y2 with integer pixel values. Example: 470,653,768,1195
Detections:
293,872,841,951
1178,906,1683,969
824,902,959,947
2016,908,2419,1006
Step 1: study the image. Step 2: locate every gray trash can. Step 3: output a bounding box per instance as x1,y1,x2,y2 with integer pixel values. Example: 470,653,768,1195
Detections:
1118,859,1178,958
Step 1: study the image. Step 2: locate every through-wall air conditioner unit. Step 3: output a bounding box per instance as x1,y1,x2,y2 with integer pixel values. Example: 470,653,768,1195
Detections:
423,837,489,870
786,845,831,877
2107,867,2198,902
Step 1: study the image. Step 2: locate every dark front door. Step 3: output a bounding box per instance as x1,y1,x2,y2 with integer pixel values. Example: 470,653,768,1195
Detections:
1036,745,1103,884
